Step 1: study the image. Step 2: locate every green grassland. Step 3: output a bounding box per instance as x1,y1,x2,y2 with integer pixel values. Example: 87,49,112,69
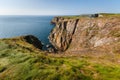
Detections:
0,37,120,80
60,13,120,19
99,13,120,17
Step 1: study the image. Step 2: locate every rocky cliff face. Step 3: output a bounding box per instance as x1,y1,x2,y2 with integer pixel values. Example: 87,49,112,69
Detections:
49,16,120,53
49,17,79,51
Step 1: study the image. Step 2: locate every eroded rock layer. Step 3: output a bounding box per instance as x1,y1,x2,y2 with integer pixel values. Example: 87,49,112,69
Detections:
49,16,120,52
49,17,79,51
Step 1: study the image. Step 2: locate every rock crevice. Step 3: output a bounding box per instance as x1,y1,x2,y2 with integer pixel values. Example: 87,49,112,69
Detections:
49,17,79,51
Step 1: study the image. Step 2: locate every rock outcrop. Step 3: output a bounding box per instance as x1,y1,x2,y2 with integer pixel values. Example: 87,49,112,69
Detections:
49,16,120,52
21,35,43,49
49,17,79,51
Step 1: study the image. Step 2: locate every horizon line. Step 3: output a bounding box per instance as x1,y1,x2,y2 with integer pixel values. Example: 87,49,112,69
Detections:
0,12,119,16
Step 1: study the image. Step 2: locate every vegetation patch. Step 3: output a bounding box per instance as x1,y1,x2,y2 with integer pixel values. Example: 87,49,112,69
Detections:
0,36,120,80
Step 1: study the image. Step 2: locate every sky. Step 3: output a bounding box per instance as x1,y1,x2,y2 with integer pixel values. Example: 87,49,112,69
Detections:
0,0,119,15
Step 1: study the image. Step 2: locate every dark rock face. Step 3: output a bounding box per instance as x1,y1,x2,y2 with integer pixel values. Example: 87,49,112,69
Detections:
49,16,120,52
22,35,43,49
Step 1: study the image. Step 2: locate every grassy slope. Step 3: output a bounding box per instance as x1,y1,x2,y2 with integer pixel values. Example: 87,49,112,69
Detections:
0,37,120,80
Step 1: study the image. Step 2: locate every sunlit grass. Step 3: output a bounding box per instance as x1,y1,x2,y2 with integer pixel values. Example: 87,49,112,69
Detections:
0,37,120,80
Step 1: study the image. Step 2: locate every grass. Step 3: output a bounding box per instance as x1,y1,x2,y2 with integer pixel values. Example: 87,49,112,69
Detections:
110,29,120,37
94,65,120,80
0,37,120,80
58,13,120,19
99,13,120,17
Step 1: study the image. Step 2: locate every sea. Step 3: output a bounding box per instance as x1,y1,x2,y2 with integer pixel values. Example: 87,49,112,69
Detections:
0,15,54,49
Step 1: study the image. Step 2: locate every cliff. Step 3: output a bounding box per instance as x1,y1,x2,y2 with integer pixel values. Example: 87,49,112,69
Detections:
49,15,120,53
49,17,79,51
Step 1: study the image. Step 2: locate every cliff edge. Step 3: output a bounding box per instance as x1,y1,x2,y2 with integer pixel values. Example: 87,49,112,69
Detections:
49,14,120,53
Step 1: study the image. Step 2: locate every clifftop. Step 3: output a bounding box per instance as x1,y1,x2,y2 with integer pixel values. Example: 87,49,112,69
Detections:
54,13,120,19
0,35,43,52
49,14,120,53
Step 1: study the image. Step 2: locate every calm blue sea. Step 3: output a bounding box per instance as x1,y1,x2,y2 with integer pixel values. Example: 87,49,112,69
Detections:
0,15,54,49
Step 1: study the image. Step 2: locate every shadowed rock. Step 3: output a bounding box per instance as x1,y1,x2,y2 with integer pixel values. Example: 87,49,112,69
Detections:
22,35,43,49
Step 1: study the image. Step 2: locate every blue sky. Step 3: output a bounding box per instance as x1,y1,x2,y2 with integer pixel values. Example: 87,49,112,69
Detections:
0,0,119,15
